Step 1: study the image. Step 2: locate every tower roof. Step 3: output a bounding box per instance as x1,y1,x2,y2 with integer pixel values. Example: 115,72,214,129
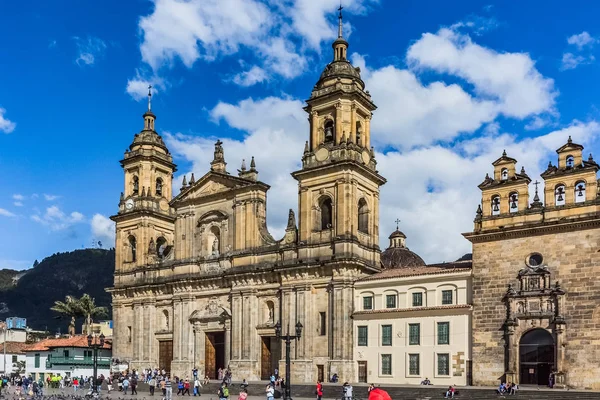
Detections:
381,224,425,269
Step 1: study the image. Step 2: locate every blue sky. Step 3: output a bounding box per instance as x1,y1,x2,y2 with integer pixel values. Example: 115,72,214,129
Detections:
2,0,600,269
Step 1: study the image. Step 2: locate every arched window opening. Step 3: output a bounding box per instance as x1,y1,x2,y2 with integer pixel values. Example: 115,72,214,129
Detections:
358,198,369,233
491,195,501,216
320,197,333,230
519,328,555,385
566,155,574,168
156,236,167,258
575,181,586,203
132,176,139,196
555,185,566,206
501,168,508,181
162,310,169,330
128,235,137,262
324,120,334,143
509,192,519,213
265,300,275,324
156,178,163,197
356,122,362,146
210,226,221,256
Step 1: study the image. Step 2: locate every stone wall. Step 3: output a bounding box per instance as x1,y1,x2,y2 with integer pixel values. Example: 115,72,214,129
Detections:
471,226,600,389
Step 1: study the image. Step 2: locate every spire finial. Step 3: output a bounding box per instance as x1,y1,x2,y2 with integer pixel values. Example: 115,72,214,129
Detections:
148,85,152,111
568,135,572,144
338,1,344,38
502,149,507,157
395,218,401,230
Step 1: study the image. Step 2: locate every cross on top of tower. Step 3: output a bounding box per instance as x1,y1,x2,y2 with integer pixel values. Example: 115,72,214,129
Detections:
337,1,344,38
395,218,401,229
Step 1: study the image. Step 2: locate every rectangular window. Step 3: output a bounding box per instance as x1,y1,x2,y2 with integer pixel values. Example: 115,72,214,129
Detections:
409,354,420,376
437,353,450,376
381,325,392,346
319,312,327,336
381,354,392,376
11,355,17,363
409,323,420,345
363,296,373,310
34,354,40,368
442,290,453,305
84,350,92,358
385,294,396,309
358,326,368,346
437,322,450,345
412,292,423,307
63,350,69,358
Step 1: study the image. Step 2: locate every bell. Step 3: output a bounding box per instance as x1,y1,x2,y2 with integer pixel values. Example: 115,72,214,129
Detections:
557,193,564,202
493,201,500,212
510,197,517,209
577,185,584,197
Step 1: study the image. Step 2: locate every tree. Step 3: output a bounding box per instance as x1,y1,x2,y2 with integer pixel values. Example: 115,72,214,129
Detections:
13,360,25,375
50,294,108,335
50,295,79,335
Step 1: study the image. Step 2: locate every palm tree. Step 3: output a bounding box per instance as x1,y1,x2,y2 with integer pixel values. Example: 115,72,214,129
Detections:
50,295,79,336
77,294,108,335
51,294,108,335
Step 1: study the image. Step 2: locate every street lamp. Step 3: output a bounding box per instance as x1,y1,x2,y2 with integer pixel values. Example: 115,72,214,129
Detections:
87,333,105,394
275,320,303,400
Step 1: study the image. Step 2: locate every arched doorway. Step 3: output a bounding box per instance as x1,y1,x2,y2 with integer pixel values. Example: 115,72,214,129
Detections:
519,328,554,385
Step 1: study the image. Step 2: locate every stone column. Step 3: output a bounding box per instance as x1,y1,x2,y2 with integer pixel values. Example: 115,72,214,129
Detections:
554,323,566,387
505,325,517,383
350,105,356,144
231,293,242,360
335,103,343,144
224,323,231,368
311,111,319,151
364,115,371,149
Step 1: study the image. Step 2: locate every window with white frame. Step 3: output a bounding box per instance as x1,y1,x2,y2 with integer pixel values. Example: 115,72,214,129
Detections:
412,292,423,307
381,325,392,346
437,353,450,376
409,323,420,345
408,354,420,375
358,326,368,346
381,354,392,375
385,294,397,308
437,322,450,345
363,296,373,310
441,290,453,305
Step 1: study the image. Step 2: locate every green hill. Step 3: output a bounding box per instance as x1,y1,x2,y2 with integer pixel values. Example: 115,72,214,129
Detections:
0,248,115,333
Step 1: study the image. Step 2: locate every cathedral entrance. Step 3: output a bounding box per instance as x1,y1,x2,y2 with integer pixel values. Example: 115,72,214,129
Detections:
260,336,280,380
519,329,554,385
158,340,173,375
205,332,225,379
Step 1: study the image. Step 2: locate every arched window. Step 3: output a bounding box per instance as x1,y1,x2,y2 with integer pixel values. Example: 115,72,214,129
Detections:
320,197,333,230
162,310,169,330
575,181,586,203
210,226,221,255
324,120,334,143
356,122,362,146
132,176,139,196
156,178,163,197
555,184,566,206
501,168,508,181
566,155,574,168
509,192,518,213
491,195,500,216
358,198,369,233
156,236,167,258
128,235,137,262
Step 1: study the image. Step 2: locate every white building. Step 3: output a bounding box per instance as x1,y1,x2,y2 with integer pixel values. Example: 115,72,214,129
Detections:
24,335,112,380
352,228,472,386
0,342,28,375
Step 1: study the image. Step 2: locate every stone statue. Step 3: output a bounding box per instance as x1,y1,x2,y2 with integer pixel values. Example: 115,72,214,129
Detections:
212,237,219,255
148,238,156,254
214,140,224,161
287,209,296,230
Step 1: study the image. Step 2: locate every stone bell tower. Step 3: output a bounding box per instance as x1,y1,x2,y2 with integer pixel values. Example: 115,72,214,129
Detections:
292,7,386,263
111,86,177,275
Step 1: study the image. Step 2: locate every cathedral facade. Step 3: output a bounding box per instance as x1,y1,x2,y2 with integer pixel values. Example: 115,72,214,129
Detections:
464,141,600,389
109,12,385,382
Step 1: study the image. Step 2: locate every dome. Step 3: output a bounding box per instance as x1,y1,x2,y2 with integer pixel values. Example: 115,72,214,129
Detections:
315,60,365,89
381,247,426,269
389,229,406,239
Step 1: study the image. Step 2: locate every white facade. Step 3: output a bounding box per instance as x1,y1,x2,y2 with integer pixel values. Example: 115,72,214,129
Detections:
0,353,26,375
0,330,27,344
353,266,472,386
26,347,112,380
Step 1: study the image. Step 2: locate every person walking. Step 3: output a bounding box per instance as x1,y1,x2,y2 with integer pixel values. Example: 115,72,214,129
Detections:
315,380,323,400
149,376,156,396
183,379,191,396
193,377,201,396
131,376,138,395
165,377,173,400
218,382,230,400
122,376,130,395
265,384,274,400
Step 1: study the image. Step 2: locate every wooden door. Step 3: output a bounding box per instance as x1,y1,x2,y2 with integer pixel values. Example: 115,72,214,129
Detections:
159,341,173,375
358,361,367,383
261,337,272,380
205,333,217,379
317,365,324,382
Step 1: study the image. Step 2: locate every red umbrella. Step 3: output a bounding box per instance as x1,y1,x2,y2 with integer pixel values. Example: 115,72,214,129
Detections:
369,387,392,400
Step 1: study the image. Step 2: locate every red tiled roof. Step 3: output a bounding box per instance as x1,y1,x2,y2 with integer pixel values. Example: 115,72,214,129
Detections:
23,336,112,352
359,261,472,282
353,304,472,315
0,342,29,354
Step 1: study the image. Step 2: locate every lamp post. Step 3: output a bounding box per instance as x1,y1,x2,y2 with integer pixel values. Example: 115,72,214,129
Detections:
87,333,105,394
275,321,303,400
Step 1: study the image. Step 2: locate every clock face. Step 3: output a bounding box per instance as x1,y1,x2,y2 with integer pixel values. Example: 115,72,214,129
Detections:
159,199,169,211
125,199,134,210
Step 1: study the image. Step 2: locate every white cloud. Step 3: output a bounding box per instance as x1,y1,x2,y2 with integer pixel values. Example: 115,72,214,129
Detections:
126,70,166,102
407,28,557,119
91,214,116,245
560,52,591,71
0,208,16,218
43,194,60,201
13,202,23,207
74,36,107,66
31,206,85,231
12,194,24,201
0,108,16,134
232,66,269,87
567,31,597,50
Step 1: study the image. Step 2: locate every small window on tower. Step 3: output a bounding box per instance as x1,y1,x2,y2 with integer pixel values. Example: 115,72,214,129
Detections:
324,120,334,143
555,185,566,206
501,168,508,181
358,199,369,233
128,235,137,262
356,122,362,146
509,192,518,213
491,195,501,216
156,178,163,197
575,181,586,203
566,155,574,168
320,197,333,230
132,176,139,196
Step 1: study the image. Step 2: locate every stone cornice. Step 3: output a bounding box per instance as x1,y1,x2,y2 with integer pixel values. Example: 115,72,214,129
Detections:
291,159,386,186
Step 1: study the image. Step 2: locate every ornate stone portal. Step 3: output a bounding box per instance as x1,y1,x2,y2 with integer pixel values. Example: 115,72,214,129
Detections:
502,263,566,387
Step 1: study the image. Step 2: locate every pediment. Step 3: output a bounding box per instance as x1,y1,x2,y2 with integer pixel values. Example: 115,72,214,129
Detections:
173,172,254,203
